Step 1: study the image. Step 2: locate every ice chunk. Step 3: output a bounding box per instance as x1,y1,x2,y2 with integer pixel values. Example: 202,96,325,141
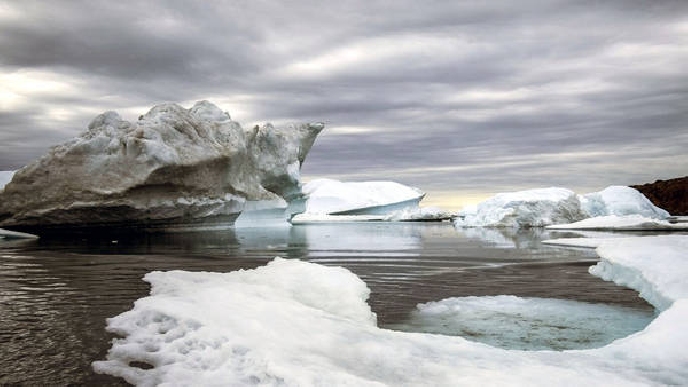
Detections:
94,236,688,385
455,186,671,228
580,186,669,219
454,187,586,227
301,178,424,215
546,215,688,231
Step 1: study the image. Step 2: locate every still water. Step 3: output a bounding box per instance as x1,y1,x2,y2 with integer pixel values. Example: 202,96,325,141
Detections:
0,223,653,385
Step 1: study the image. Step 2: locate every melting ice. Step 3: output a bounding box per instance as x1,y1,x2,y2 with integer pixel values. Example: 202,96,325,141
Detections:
93,235,688,386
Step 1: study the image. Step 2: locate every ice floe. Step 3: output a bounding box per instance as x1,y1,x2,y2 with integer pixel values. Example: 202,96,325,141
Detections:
547,214,688,231
94,236,688,386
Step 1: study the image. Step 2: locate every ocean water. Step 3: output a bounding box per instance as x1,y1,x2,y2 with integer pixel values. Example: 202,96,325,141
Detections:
0,223,653,385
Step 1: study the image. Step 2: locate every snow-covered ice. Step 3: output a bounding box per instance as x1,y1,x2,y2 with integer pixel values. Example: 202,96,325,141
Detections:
94,235,688,386
547,214,688,231
580,186,669,219
455,186,670,228
301,178,424,215
455,187,586,228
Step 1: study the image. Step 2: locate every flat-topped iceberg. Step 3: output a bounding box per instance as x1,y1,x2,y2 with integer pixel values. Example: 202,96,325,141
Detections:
301,178,425,215
94,236,688,385
455,186,669,228
291,178,448,223
0,101,324,235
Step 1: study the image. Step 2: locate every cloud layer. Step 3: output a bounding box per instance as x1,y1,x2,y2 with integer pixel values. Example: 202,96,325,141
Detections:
1,0,686,208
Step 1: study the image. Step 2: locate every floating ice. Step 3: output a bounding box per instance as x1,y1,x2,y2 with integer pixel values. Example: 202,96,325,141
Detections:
301,178,424,215
580,186,669,219
388,295,654,351
455,186,670,228
94,236,688,385
455,187,586,227
547,215,688,231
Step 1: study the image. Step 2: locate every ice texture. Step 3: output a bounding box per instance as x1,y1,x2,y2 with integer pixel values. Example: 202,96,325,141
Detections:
0,102,324,234
301,178,424,215
94,236,688,386
546,215,688,231
455,186,669,228
580,186,669,219
455,187,586,227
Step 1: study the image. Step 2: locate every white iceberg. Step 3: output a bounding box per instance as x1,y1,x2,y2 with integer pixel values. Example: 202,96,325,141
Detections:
293,179,449,223
547,215,688,231
580,186,669,219
94,236,688,386
455,186,670,228
455,187,586,228
301,178,425,215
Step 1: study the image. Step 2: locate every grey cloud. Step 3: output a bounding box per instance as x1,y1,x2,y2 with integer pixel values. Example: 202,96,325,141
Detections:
1,0,686,206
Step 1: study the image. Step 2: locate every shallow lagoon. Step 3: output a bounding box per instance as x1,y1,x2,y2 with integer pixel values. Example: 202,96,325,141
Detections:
0,223,653,385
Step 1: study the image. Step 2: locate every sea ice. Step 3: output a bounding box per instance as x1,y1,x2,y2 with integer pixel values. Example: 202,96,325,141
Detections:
580,186,669,219
454,187,586,228
546,214,688,231
301,178,424,215
455,186,670,228
94,236,688,386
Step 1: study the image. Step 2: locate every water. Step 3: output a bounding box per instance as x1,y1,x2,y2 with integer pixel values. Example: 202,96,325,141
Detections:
0,223,653,385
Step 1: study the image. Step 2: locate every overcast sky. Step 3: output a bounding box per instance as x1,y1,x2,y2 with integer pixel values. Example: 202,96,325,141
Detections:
1,0,686,209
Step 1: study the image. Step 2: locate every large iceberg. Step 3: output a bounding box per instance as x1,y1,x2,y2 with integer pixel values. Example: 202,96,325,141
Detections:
0,101,324,235
455,186,669,228
93,236,688,385
455,187,587,228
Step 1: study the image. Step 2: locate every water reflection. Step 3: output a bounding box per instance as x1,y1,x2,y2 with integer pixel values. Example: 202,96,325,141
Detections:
0,223,655,385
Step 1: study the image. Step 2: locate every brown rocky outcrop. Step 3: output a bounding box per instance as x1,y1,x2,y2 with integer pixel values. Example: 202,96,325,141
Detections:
632,176,688,216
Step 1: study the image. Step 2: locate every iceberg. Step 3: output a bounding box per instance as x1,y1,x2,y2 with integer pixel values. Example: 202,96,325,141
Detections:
580,186,669,219
455,186,670,228
293,178,451,223
455,187,586,228
0,101,324,235
94,236,688,385
301,178,425,215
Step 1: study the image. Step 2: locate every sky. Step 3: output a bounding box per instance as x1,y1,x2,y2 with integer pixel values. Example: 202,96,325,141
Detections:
1,1,686,210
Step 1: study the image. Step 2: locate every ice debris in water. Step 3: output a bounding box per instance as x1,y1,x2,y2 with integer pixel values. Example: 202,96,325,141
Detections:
94,235,688,386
